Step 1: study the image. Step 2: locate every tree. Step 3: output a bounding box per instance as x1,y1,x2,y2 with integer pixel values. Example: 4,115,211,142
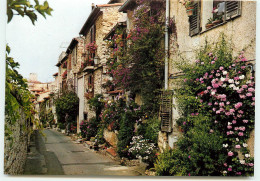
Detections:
7,0,53,24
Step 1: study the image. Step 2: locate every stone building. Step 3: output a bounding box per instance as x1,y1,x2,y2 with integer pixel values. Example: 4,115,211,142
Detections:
118,0,256,153
75,1,126,132
162,0,256,152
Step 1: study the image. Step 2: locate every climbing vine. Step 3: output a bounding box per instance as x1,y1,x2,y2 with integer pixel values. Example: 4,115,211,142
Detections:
155,36,255,176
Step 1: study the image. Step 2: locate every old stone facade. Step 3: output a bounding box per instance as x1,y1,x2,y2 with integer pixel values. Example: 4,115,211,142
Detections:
78,3,126,127
4,110,31,174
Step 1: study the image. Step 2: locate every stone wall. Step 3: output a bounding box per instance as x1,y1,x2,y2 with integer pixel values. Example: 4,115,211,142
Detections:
4,110,30,174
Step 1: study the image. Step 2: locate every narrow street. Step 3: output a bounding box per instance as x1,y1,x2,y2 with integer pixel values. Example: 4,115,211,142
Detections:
24,129,141,176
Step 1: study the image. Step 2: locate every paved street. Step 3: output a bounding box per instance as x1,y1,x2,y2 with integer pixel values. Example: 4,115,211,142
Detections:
24,129,141,176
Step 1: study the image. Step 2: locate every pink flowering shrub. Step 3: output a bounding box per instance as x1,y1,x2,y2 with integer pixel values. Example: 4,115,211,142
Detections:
156,36,254,176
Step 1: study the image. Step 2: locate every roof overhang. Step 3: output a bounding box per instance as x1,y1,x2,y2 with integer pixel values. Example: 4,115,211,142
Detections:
103,22,127,40
66,38,79,54
79,7,102,36
53,72,58,77
118,0,136,12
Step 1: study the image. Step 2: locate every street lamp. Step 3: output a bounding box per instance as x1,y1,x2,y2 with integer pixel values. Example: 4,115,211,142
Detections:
94,56,100,66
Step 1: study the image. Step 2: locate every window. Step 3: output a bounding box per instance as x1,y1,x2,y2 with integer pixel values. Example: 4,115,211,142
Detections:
189,0,242,36
189,1,201,36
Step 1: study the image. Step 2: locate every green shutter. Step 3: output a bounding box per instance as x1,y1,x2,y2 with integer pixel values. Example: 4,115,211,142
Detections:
189,2,201,36
225,1,242,21
160,90,173,132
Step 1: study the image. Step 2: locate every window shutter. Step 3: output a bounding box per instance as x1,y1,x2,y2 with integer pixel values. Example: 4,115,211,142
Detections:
225,1,242,21
189,2,200,36
160,90,173,132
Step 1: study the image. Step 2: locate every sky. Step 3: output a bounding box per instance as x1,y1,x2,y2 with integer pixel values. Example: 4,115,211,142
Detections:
6,0,108,83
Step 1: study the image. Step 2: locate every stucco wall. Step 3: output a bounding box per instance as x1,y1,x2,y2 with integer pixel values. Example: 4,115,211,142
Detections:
167,1,256,148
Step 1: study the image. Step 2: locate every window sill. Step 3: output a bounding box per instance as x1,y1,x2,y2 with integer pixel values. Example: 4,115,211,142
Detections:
199,21,227,35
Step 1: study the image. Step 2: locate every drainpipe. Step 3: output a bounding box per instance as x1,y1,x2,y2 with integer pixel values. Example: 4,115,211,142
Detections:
165,0,170,90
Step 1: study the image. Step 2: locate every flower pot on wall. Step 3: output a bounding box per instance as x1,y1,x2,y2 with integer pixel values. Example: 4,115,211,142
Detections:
186,7,194,17
206,23,214,29
212,19,223,25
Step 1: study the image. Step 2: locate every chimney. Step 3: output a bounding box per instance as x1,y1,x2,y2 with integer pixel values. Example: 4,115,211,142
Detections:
92,3,95,10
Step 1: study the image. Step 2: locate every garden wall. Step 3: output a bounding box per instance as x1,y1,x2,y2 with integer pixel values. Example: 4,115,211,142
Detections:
4,109,30,174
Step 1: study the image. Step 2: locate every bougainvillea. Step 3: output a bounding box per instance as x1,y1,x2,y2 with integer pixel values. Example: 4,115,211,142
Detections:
155,36,254,176
104,0,165,115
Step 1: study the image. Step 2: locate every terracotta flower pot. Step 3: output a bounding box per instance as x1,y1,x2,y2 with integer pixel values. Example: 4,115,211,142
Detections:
206,23,214,29
212,19,223,25
186,7,194,17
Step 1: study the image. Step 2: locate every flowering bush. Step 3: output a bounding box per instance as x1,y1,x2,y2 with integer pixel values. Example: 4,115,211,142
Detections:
80,117,98,140
86,41,97,52
104,0,165,115
155,36,255,176
128,135,157,165
101,94,142,131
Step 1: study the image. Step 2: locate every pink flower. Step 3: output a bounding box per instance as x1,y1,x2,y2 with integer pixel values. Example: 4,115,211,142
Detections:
242,85,248,89
246,92,252,97
209,75,213,78
201,62,204,65
236,172,241,175
219,102,225,107
251,102,255,106
243,120,248,123
207,86,212,90
241,66,246,69
188,155,191,159
227,125,232,129
210,129,214,133
252,97,255,101
240,126,246,131
234,127,239,131
227,101,230,105
232,120,237,124
228,151,234,156
183,121,186,125
238,110,244,114
188,173,191,176
248,88,255,92
238,132,244,136
234,76,240,81
235,145,241,149
216,110,221,114
211,61,215,64
248,163,254,167
226,132,230,135
239,94,246,99
228,168,232,171
219,66,224,70
229,109,235,113
235,102,243,109
208,102,212,106
224,163,227,167
214,102,218,105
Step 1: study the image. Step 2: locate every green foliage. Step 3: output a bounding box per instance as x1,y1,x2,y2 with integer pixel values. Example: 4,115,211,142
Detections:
155,35,255,176
88,94,104,119
117,112,135,157
137,117,160,143
80,117,99,140
7,0,53,24
55,91,79,124
96,123,105,144
57,122,66,130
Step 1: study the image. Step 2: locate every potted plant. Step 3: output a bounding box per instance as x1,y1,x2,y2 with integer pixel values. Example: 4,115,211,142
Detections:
86,41,98,54
206,17,214,29
212,7,223,25
184,0,195,17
